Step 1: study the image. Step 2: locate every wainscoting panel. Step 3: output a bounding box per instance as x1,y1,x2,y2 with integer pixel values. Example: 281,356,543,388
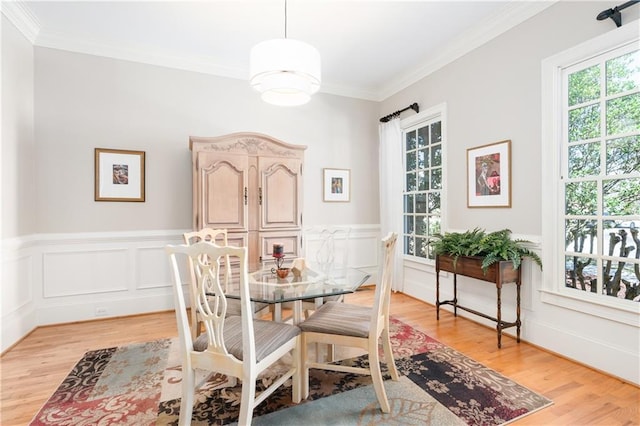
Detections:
2,226,380,353
43,248,129,297
136,245,173,290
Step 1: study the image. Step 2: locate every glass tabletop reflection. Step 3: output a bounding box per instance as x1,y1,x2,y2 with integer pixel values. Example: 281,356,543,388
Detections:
225,262,370,304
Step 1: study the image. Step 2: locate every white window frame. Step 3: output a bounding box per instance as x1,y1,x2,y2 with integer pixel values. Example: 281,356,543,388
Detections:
401,103,447,267
541,23,640,326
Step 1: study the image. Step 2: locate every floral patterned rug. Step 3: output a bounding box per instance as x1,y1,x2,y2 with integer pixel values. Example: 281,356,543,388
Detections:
30,318,552,425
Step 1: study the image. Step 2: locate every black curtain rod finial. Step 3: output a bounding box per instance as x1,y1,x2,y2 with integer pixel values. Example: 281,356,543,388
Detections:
379,102,420,123
597,1,639,27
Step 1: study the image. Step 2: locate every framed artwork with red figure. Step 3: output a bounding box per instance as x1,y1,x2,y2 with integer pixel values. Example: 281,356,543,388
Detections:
467,140,511,208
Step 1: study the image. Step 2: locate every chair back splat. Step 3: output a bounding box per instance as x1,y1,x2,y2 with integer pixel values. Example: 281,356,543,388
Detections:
298,232,399,414
183,228,270,339
166,241,301,425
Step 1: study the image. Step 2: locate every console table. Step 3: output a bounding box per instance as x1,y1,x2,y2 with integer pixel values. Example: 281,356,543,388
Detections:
435,254,522,348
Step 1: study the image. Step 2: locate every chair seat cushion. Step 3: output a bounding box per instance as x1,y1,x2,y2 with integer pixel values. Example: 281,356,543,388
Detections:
298,301,372,338
193,316,300,362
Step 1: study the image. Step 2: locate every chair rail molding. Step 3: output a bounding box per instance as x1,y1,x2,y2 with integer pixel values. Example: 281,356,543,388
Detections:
1,224,381,353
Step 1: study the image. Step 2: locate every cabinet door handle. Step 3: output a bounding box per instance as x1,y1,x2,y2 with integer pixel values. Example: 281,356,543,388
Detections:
244,187,248,205
259,187,263,205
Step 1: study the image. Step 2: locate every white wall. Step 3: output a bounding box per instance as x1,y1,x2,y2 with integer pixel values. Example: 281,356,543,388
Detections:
33,48,381,233
1,14,38,351
383,1,639,385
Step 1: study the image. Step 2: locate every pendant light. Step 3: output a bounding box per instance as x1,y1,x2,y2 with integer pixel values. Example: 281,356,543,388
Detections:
249,1,321,106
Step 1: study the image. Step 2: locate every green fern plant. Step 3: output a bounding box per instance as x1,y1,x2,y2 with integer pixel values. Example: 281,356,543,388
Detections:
430,228,542,273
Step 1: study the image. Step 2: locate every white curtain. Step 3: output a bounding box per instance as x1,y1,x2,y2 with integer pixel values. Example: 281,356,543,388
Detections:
379,119,404,292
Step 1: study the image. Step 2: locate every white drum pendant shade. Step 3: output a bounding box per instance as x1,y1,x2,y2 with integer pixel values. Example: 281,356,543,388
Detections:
250,38,321,106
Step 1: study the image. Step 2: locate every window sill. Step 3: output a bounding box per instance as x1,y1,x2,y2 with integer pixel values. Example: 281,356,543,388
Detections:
540,289,640,327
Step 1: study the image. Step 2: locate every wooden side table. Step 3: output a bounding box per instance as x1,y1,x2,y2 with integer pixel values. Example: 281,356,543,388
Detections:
435,254,522,348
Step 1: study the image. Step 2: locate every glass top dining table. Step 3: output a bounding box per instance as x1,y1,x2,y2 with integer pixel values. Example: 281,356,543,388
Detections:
225,262,371,324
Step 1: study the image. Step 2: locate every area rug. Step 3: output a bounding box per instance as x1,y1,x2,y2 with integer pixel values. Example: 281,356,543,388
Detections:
30,318,552,425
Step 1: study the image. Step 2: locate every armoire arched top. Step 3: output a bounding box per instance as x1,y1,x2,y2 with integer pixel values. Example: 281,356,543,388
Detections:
189,132,306,263
189,132,307,159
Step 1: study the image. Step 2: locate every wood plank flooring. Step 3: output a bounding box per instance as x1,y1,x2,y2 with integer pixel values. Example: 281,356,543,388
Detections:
1,289,638,425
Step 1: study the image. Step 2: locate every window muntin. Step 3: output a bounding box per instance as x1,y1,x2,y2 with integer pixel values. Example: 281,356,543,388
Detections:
562,45,640,303
403,119,443,261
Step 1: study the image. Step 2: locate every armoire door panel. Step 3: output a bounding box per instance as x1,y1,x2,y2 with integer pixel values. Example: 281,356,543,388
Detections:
258,231,301,263
191,133,306,265
259,157,301,230
198,153,248,231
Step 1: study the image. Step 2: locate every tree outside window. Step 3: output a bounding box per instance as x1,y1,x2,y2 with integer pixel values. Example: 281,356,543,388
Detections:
403,119,443,261
563,46,640,302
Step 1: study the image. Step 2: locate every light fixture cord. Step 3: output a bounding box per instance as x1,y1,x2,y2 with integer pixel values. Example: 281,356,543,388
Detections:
284,0,288,39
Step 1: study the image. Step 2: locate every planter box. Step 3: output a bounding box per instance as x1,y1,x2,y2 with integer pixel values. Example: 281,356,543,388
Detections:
436,254,519,287
435,254,523,348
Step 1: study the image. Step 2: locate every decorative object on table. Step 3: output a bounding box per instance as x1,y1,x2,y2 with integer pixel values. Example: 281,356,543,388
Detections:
323,168,350,202
275,268,290,279
271,243,289,277
466,139,511,208
429,227,542,272
94,148,145,202
291,258,306,278
29,318,553,426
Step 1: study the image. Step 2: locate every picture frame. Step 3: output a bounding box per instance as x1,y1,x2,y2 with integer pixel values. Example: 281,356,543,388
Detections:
95,148,145,202
323,168,350,202
467,139,511,208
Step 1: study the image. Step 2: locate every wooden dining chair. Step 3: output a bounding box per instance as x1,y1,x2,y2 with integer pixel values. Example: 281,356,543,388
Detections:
302,226,351,316
166,241,302,426
298,232,400,413
183,228,270,339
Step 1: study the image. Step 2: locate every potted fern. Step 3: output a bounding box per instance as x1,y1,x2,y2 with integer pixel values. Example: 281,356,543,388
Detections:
429,228,542,274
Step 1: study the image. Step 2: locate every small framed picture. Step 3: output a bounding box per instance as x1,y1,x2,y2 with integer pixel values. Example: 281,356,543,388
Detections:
323,168,350,202
467,140,511,208
95,148,145,202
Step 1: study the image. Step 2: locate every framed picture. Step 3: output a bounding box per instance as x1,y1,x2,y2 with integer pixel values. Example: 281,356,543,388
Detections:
95,148,145,202
467,139,511,208
323,168,350,202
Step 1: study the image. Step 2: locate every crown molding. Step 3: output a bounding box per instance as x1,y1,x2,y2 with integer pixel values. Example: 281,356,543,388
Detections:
7,1,557,102
1,0,39,43
377,1,558,101
35,29,245,79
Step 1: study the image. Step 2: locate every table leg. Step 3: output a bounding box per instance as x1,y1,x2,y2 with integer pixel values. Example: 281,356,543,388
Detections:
453,273,458,317
293,301,303,325
496,286,502,348
516,280,522,343
436,270,441,320
272,303,283,322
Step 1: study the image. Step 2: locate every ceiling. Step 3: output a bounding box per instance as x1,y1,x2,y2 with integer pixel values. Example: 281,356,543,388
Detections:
7,1,555,101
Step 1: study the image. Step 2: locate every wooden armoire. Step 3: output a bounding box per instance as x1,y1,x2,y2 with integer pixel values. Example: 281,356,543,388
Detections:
189,132,306,264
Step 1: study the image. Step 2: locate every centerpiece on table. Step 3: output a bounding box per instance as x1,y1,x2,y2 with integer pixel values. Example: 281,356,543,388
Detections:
271,243,290,279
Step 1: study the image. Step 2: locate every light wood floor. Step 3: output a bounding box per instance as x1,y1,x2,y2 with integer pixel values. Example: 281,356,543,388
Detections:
1,289,638,425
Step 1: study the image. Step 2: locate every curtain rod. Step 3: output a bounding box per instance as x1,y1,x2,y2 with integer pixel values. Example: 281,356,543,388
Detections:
597,0,639,27
379,103,419,123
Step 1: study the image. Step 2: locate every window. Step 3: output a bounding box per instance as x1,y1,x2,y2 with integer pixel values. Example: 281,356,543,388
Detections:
543,24,639,316
563,44,639,303
402,115,444,261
